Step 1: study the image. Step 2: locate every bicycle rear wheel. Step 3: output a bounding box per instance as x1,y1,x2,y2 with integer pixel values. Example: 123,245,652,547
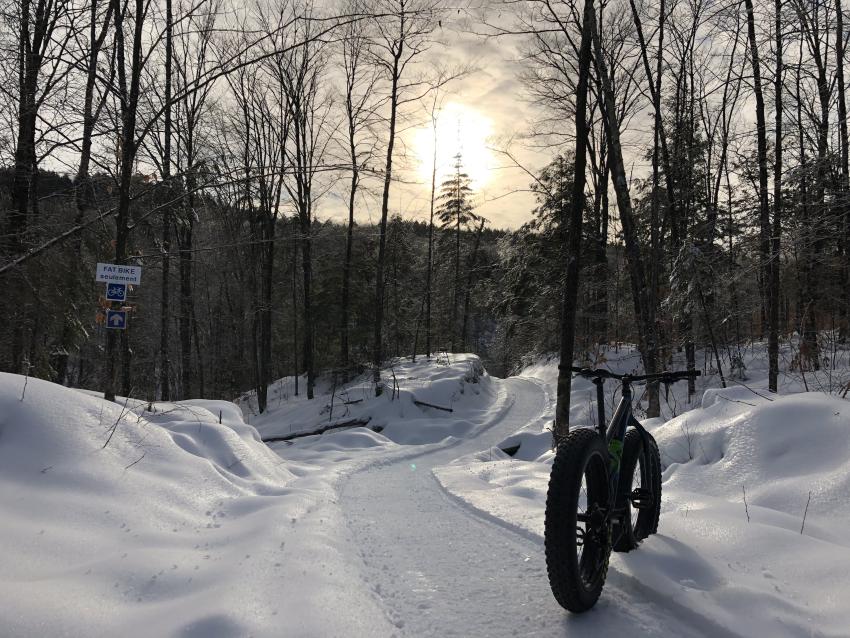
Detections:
545,428,611,613
613,428,662,551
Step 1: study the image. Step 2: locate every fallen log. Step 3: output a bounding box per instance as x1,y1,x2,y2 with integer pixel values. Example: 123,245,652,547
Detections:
413,398,453,413
262,417,373,444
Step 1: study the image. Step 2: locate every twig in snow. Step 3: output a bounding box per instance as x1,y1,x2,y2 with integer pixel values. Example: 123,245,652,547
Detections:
103,391,134,449
715,394,756,407
124,452,146,470
732,381,774,402
390,366,400,400
19,359,29,401
329,373,338,422
680,421,694,461
801,491,812,534
742,484,751,523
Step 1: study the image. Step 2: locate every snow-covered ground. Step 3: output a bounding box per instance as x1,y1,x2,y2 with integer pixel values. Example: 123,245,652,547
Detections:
0,373,393,636
436,346,850,637
1,346,848,636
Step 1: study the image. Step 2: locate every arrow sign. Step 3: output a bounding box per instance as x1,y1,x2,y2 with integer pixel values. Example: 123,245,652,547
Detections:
96,262,142,285
105,283,127,302
106,309,127,330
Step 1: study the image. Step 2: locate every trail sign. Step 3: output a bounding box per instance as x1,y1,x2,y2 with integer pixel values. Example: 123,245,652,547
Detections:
105,283,127,302
96,263,142,285
106,309,127,330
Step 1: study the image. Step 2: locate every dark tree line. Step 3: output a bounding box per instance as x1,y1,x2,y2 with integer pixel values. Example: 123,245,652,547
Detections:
3,0,850,431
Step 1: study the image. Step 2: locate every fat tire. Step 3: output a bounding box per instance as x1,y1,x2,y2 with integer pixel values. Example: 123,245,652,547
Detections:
644,430,662,535
612,429,662,552
545,428,611,613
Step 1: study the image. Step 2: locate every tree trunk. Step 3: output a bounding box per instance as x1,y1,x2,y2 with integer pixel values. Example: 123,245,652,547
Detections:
258,213,276,411
373,42,402,396
553,0,593,442
340,165,357,370
836,0,850,342
178,216,194,397
461,218,486,351
105,0,145,402
301,211,314,400
292,231,299,396
744,0,774,388
770,0,783,392
158,0,174,400
594,160,610,342
425,101,438,358
452,186,461,351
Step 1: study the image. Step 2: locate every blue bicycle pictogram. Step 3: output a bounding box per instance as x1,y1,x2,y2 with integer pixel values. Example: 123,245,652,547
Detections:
106,283,127,302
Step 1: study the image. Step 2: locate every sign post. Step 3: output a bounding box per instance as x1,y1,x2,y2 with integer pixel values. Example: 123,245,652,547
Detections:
96,263,141,334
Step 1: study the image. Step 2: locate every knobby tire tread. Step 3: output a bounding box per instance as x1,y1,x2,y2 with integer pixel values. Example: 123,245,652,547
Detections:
545,428,610,613
613,429,662,552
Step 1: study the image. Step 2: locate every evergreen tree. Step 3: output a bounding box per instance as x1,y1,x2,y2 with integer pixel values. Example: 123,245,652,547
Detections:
437,154,478,350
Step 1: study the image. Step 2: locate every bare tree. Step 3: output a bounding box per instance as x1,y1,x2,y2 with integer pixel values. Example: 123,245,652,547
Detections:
270,4,335,400
835,0,849,341
339,1,380,370
744,0,773,395
553,0,593,442
1,0,77,373
55,0,115,384
173,0,219,398
424,92,441,358
589,0,660,400
770,0,783,392
370,0,443,394
792,0,830,367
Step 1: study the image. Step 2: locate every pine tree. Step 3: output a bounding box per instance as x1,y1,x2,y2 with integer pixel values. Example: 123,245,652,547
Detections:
437,154,477,351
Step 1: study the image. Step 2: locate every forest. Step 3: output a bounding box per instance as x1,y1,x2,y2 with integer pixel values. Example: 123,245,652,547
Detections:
1,0,848,432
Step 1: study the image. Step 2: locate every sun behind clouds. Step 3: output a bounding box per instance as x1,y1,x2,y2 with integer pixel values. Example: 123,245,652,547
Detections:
413,102,494,190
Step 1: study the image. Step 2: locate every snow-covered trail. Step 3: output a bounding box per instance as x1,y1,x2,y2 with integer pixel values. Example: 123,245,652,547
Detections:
341,377,712,638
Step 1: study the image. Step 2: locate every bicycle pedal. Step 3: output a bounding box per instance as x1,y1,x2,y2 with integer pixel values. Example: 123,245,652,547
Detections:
629,487,654,510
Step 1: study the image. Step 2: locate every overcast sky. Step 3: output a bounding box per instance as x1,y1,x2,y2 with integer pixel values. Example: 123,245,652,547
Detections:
319,17,549,231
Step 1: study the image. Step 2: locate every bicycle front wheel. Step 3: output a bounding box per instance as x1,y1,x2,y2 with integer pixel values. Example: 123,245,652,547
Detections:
545,428,612,613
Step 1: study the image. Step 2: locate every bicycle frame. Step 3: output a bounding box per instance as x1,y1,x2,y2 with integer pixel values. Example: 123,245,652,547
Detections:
593,377,649,517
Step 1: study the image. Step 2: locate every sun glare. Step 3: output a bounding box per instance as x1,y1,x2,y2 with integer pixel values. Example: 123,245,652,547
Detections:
413,102,494,191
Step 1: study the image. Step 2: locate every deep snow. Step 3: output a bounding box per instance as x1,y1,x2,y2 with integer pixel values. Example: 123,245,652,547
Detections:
1,346,849,636
435,346,850,637
0,372,392,636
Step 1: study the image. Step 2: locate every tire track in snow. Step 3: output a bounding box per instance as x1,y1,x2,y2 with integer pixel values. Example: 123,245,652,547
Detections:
340,377,714,637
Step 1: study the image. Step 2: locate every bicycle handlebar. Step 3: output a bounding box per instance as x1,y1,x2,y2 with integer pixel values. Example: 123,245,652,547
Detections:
563,366,701,384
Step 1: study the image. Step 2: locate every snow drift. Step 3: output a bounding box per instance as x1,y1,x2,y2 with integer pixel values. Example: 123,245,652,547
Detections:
247,353,502,447
435,352,850,637
0,372,389,637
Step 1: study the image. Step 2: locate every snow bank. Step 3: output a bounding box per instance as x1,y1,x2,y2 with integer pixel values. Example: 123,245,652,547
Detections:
249,354,502,447
0,372,391,637
436,348,850,637
657,389,850,522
